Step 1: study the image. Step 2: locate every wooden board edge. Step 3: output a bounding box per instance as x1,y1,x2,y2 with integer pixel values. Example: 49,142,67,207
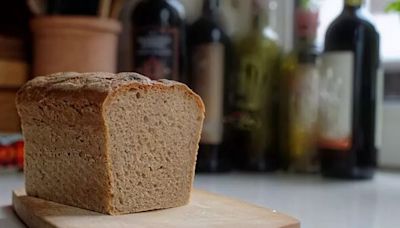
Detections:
193,189,300,228
13,188,300,228
13,189,51,228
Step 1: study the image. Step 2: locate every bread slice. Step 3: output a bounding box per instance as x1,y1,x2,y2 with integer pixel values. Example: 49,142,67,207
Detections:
16,72,205,215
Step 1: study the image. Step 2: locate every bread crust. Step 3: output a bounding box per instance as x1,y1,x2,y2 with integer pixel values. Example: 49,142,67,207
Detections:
16,72,205,214
17,72,205,115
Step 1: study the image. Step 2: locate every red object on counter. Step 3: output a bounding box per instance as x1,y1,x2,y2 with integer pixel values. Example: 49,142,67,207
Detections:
0,137,24,170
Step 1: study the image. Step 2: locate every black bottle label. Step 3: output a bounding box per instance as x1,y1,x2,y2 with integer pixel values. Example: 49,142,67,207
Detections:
133,27,179,80
192,43,224,144
318,51,354,150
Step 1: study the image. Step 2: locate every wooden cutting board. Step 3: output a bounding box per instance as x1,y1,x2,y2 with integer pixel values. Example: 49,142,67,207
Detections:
12,188,300,228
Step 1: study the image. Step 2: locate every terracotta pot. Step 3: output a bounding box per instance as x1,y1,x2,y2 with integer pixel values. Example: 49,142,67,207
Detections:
0,36,29,87
31,16,121,76
0,89,20,133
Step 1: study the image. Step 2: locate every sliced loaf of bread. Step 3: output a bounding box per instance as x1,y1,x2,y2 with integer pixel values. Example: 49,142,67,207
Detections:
16,72,205,215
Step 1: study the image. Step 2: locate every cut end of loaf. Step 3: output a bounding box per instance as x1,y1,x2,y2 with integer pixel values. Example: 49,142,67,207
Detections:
104,80,204,214
16,72,205,215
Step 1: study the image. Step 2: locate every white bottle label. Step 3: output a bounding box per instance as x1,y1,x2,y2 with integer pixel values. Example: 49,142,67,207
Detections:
375,67,384,149
192,43,224,144
318,51,354,149
289,64,320,153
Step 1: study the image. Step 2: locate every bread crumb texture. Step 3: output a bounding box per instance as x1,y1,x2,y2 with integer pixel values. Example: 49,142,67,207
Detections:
16,72,205,215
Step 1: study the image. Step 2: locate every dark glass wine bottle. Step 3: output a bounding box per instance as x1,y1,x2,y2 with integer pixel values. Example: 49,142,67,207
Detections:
189,0,231,172
319,0,380,179
131,0,186,81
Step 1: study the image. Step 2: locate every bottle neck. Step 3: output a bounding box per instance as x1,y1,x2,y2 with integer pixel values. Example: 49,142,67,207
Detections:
251,10,269,33
344,0,364,10
202,0,220,17
249,0,270,33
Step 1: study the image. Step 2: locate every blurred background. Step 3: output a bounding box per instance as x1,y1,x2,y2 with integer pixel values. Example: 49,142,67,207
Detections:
1,0,399,175
0,0,400,226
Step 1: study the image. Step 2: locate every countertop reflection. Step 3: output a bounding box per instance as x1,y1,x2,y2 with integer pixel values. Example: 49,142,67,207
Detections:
1,171,399,228
194,172,400,228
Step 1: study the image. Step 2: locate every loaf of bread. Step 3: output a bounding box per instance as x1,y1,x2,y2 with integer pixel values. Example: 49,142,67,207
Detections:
16,72,205,215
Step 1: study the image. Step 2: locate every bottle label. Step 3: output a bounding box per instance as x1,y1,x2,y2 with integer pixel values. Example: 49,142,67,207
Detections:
236,55,268,112
375,66,384,149
289,64,319,155
225,53,271,155
318,51,354,150
192,43,224,144
133,27,179,80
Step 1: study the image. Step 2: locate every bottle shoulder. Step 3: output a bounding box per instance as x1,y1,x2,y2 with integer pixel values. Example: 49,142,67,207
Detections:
132,0,183,27
167,0,185,19
236,35,280,61
326,12,378,36
191,17,222,31
189,17,226,44
324,12,379,51
237,33,279,50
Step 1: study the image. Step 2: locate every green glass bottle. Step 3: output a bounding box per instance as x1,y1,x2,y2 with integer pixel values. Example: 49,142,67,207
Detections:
285,52,320,173
283,0,320,173
224,0,281,171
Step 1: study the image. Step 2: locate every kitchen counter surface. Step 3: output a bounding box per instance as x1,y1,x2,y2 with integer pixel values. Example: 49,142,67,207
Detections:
1,170,399,228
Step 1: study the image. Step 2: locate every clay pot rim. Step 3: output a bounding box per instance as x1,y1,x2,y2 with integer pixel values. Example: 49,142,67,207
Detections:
30,16,122,34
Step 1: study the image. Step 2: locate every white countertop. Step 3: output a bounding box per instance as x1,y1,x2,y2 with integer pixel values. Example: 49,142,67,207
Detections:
1,170,400,228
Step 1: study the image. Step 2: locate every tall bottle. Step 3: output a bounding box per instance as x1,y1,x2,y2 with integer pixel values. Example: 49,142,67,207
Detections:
282,0,320,172
224,0,281,171
131,0,186,81
283,52,320,172
319,0,381,179
189,0,230,172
